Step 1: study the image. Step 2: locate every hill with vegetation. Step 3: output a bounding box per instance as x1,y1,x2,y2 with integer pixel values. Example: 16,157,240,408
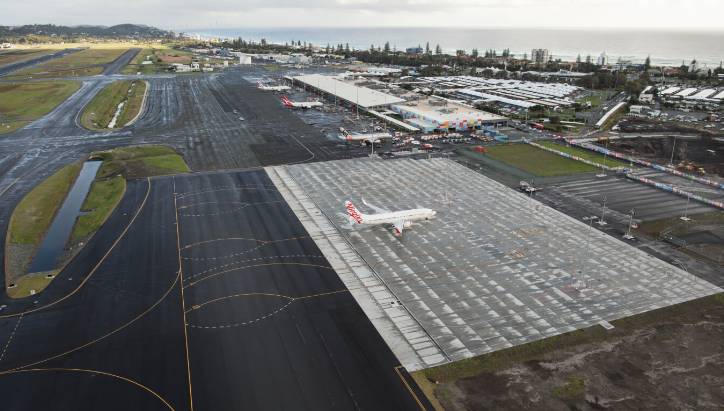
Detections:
0,24,173,43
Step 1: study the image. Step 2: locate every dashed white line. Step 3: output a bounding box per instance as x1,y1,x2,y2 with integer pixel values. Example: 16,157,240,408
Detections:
183,254,326,281
187,300,295,329
0,313,24,362
178,200,286,217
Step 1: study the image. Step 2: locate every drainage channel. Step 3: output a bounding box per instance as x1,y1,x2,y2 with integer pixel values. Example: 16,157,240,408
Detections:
27,160,102,273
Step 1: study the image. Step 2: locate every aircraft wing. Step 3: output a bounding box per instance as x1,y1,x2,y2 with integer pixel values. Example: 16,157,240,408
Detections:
362,198,391,214
392,219,405,236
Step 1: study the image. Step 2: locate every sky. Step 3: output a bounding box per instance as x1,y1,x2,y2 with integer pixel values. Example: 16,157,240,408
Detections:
3,0,724,31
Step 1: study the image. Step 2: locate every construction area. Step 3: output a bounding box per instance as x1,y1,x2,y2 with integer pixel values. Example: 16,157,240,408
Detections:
601,135,724,178
268,157,722,371
426,292,724,410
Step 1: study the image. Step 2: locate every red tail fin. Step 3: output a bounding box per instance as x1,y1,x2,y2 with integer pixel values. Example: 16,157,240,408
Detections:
345,201,363,224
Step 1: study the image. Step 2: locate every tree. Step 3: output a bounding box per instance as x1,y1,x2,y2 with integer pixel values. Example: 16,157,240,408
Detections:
471,48,479,58
576,54,582,64
523,52,528,61
370,44,375,53
625,79,645,99
644,55,651,70
425,42,430,54
714,61,724,76
435,44,442,55
384,41,391,53
585,54,592,64
345,43,350,54
325,43,331,54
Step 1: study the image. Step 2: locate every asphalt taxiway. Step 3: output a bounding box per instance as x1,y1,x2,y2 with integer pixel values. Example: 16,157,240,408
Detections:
0,66,369,295
0,170,429,410
0,59,385,410
0,178,188,410
176,170,427,410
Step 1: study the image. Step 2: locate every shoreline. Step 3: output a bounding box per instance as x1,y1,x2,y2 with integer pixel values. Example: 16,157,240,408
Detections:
188,28,724,67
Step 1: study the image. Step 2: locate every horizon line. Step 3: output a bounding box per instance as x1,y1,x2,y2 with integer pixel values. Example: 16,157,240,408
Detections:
177,25,724,32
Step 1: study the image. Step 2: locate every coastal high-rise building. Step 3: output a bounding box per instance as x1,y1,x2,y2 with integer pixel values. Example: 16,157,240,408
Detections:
597,51,608,66
531,49,550,66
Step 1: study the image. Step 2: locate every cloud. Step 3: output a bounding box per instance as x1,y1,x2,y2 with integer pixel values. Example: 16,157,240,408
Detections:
3,0,724,29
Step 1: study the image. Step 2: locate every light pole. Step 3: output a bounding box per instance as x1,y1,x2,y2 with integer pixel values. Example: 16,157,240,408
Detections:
623,208,636,240
669,136,677,167
597,195,608,226
680,194,691,221
528,178,535,204
442,152,452,206
596,140,607,178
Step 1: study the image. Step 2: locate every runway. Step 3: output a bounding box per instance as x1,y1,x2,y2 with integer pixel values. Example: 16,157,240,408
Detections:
0,48,83,77
0,170,429,410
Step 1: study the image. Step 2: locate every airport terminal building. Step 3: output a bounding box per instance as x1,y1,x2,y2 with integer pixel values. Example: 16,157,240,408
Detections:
390,98,508,132
290,73,508,132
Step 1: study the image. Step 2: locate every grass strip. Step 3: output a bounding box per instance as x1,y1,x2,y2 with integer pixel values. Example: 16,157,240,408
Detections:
7,161,82,245
80,80,146,129
70,176,126,241
485,143,597,176
93,145,190,179
0,81,81,134
6,48,128,78
537,140,630,168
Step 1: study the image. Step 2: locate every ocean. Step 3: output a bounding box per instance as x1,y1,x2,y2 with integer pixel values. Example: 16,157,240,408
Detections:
191,27,724,67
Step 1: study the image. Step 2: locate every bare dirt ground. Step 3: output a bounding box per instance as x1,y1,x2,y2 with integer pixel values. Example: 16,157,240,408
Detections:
422,293,724,411
156,52,191,64
638,211,724,266
602,136,724,178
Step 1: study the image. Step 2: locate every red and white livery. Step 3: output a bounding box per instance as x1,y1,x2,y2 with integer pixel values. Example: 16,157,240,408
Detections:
281,96,323,109
338,131,391,145
344,200,436,236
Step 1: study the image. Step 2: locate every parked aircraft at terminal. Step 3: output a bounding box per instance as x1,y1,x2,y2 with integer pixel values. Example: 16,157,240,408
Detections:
338,131,392,145
258,81,291,91
281,96,323,109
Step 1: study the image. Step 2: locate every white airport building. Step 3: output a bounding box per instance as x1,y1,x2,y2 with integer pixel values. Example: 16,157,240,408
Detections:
289,74,509,132
290,73,405,109
390,98,508,132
